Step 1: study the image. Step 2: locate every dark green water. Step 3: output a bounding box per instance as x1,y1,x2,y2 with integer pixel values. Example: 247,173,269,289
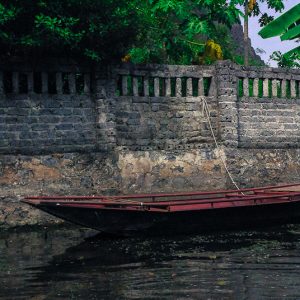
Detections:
1,224,300,300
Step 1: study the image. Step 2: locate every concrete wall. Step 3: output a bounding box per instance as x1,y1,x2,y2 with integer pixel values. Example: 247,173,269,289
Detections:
1,60,300,228
111,64,218,151
238,97,300,148
0,62,101,154
236,66,300,148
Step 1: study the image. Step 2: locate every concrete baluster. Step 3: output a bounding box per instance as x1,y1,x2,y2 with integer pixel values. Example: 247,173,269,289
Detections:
133,77,139,96
198,77,204,96
27,72,34,93
272,79,278,97
122,75,128,96
56,72,63,94
84,73,91,94
143,77,149,96
263,78,269,97
208,77,216,96
281,80,287,98
243,78,249,97
176,78,182,97
42,72,48,94
154,77,160,97
253,78,259,97
68,73,76,94
0,71,3,94
165,78,171,97
187,78,193,97
12,72,19,94
291,80,296,98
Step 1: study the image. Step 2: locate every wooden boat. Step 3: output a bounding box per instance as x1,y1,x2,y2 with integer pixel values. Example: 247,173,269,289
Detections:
22,183,300,236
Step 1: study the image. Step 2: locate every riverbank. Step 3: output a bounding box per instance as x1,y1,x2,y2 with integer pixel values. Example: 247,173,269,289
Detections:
1,147,300,229
0,61,300,228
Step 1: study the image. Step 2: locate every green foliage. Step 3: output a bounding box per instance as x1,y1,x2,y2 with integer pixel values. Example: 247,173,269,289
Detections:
128,0,244,65
0,0,267,65
259,3,300,38
281,25,300,41
129,48,150,64
247,0,284,27
0,0,142,62
0,3,18,25
233,54,265,67
35,14,84,44
258,13,274,26
266,0,284,11
259,4,300,68
270,51,300,69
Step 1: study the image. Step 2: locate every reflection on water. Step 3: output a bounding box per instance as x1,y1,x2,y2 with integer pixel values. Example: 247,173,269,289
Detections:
1,224,300,299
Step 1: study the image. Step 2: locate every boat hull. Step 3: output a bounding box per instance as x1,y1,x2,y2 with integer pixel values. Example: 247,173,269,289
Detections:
36,201,300,236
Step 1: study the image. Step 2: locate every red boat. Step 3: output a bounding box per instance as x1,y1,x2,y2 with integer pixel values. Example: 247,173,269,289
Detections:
22,183,300,236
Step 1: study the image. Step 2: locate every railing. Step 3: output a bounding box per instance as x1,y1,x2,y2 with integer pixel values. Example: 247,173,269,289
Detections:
111,64,219,151
237,67,300,99
0,62,93,95
114,64,216,97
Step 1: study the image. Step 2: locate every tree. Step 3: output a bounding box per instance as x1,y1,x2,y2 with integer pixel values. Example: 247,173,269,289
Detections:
0,0,266,65
259,3,300,68
127,0,244,65
232,0,284,66
0,0,144,62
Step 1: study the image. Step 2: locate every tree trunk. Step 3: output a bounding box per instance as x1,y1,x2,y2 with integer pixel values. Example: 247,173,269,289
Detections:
244,1,249,66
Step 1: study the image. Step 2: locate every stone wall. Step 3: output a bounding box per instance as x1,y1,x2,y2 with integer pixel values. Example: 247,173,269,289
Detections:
1,60,300,228
236,66,300,148
0,149,227,227
111,64,218,151
0,61,100,154
0,93,98,154
2,61,299,155
238,98,300,148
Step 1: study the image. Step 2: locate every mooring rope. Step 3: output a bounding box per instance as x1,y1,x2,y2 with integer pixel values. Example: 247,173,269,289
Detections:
202,97,243,193
101,97,243,204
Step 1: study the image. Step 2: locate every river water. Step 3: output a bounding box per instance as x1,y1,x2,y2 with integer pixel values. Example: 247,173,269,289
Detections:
1,224,300,300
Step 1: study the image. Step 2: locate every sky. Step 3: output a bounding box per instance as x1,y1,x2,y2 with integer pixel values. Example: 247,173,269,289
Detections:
242,0,299,66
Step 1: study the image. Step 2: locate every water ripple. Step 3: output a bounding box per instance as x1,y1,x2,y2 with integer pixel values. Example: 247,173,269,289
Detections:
0,225,300,299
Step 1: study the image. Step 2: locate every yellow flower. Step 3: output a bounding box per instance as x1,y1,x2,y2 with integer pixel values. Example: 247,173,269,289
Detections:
248,0,256,12
204,40,223,61
121,54,131,62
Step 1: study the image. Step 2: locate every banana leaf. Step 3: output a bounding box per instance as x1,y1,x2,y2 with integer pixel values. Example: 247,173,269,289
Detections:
283,46,300,59
281,24,300,41
258,4,300,39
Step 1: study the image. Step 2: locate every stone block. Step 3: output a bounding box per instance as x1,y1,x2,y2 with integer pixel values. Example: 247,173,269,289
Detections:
31,124,51,131
55,124,74,130
126,118,140,125
42,116,60,123
53,108,73,116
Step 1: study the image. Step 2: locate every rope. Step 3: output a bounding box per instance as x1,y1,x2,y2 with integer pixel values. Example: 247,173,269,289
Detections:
202,98,243,193
101,98,243,204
